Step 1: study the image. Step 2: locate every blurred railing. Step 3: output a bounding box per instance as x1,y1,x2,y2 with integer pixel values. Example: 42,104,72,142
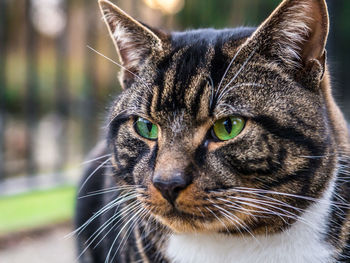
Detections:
1,0,350,194
0,0,121,192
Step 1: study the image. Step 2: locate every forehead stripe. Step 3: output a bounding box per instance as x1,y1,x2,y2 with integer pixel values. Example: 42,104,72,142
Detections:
152,48,183,113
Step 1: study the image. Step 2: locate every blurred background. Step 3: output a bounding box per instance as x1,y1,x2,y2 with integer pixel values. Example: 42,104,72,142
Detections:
0,0,349,262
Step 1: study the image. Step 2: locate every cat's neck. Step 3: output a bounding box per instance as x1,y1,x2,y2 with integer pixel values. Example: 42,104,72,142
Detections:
165,176,336,263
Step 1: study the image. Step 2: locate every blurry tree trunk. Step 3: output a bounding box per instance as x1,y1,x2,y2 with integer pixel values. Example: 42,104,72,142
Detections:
54,0,70,182
25,0,39,180
0,0,7,180
82,0,98,155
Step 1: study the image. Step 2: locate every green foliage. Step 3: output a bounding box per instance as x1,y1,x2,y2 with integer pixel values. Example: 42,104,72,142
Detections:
176,0,280,29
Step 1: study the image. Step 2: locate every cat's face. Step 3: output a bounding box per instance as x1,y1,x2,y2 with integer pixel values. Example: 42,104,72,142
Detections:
101,0,337,234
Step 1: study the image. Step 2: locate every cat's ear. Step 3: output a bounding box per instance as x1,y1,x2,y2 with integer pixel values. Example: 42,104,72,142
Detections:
247,0,329,77
99,0,165,88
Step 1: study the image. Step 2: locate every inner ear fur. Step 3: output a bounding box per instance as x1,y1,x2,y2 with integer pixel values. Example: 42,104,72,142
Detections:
247,0,329,75
98,0,165,88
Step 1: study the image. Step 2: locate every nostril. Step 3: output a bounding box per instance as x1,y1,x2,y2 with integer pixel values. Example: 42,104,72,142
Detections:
152,172,191,204
173,185,184,194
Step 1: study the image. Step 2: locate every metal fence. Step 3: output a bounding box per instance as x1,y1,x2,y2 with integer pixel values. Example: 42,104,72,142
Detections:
1,0,350,193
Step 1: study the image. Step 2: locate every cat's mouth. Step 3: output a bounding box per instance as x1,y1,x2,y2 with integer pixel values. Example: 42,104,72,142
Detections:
139,184,254,233
151,205,255,234
153,208,215,233
138,185,217,232
141,197,209,222
163,207,206,221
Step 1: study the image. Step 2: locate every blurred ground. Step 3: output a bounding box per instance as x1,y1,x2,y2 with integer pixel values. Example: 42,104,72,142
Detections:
0,223,76,263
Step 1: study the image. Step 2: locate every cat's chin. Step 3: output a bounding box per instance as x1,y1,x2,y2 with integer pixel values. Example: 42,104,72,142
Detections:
153,210,247,234
155,215,216,233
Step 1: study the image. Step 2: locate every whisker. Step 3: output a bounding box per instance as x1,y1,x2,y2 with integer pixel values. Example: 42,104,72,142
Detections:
196,207,206,218
90,199,141,241
214,204,260,244
216,208,245,237
217,83,266,104
111,208,149,262
81,154,112,165
79,185,138,199
215,44,246,99
216,47,257,102
70,191,139,238
87,45,152,93
215,197,268,218
78,158,110,194
235,187,350,209
211,203,246,229
229,196,300,223
105,109,129,128
93,202,143,249
215,190,319,228
105,206,146,263
208,75,215,109
76,200,142,261
205,206,230,234
223,189,304,214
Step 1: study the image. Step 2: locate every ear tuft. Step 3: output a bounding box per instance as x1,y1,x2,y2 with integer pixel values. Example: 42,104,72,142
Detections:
248,0,329,72
272,2,313,67
98,0,164,88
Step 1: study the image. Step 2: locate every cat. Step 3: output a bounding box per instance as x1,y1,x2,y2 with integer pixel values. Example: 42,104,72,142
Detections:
75,0,350,262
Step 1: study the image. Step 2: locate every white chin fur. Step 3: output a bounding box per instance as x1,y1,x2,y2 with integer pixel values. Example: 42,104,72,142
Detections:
166,179,336,263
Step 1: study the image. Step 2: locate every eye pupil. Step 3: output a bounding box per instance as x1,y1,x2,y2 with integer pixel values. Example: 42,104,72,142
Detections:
146,122,153,132
223,118,232,134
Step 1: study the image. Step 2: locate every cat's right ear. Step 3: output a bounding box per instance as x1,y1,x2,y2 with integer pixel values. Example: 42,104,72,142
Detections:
99,0,166,88
244,0,329,81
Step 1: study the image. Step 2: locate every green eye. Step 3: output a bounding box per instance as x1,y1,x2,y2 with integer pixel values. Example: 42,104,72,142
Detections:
135,117,158,140
212,116,245,141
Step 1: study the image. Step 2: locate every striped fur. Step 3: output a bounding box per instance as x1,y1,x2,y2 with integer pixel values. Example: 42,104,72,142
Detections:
75,0,350,262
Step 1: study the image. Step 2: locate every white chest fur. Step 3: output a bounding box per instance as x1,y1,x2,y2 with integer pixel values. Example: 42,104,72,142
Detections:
166,183,335,263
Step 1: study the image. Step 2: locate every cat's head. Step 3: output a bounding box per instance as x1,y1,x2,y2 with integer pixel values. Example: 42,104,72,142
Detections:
100,0,341,234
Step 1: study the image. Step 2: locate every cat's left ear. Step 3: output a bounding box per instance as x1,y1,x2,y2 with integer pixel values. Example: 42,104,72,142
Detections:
99,0,166,88
247,0,329,79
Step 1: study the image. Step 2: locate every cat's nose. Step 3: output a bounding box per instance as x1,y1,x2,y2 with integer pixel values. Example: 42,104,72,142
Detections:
152,171,191,204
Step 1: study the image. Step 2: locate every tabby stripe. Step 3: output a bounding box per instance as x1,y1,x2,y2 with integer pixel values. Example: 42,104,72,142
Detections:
100,198,125,263
116,142,150,185
253,115,326,188
191,78,208,117
137,223,169,263
169,49,188,109
107,116,129,145
153,47,184,112
133,224,150,263
209,42,230,88
194,141,208,167
126,226,142,263
219,151,284,177
337,231,350,262
168,46,197,110
148,143,158,170
147,86,157,118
